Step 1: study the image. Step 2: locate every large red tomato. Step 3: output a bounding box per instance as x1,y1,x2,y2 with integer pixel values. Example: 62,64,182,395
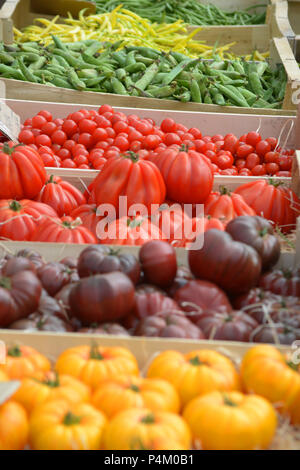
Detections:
234,180,300,233
188,229,262,295
173,216,225,248
148,147,213,204
0,268,42,326
134,310,205,339
0,199,58,241
93,152,166,214
70,204,102,238
69,271,135,324
123,285,180,330
30,216,97,244
0,142,46,199
204,187,255,224
259,268,300,297
174,280,232,319
36,175,86,216
99,216,163,246
150,203,191,242
194,310,258,342
226,216,280,271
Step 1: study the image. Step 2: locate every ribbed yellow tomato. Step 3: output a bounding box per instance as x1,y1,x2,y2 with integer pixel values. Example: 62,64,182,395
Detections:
147,349,240,406
102,408,191,450
29,400,106,450
92,375,180,418
13,371,91,414
0,400,29,450
183,391,277,450
241,345,300,424
0,345,50,380
55,345,139,390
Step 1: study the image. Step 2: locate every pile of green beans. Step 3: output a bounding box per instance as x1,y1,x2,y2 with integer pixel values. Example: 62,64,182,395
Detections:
94,0,267,25
0,37,286,109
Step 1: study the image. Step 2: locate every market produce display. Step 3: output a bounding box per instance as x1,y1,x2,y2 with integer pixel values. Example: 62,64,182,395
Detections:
0,232,299,345
19,106,295,176
0,0,299,454
14,9,268,60
94,1,266,26
0,39,282,108
0,343,299,450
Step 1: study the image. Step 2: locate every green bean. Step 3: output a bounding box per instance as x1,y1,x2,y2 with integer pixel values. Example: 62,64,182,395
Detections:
52,76,74,89
124,62,146,73
190,79,202,103
0,52,15,64
0,64,25,80
116,68,127,81
135,62,159,90
214,83,249,107
28,56,47,71
51,35,68,52
148,84,176,98
77,69,98,79
17,58,40,83
248,71,264,97
125,51,136,67
111,77,128,95
67,68,86,90
84,41,102,56
210,87,226,105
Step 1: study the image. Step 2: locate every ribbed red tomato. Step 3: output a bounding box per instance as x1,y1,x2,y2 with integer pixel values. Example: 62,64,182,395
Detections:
204,187,255,224
174,280,232,318
93,152,166,214
234,180,300,233
0,142,46,199
99,216,163,246
0,199,58,241
70,204,102,238
148,147,213,204
173,216,225,248
36,175,86,216
150,203,191,242
194,310,258,342
30,216,97,244
259,268,300,297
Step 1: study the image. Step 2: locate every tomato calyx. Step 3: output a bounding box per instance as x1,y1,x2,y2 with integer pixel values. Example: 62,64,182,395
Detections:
179,144,189,152
286,361,299,372
90,344,104,360
122,151,139,163
129,384,140,393
63,412,81,426
189,356,206,366
0,276,12,290
2,142,24,156
268,178,285,188
259,227,269,238
219,186,231,196
46,175,57,185
9,200,22,212
61,217,83,230
223,394,238,407
7,345,22,357
141,413,155,424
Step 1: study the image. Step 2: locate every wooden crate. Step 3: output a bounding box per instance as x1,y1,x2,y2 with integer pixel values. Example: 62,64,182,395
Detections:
5,97,298,192
0,330,291,370
0,1,297,113
1,38,299,116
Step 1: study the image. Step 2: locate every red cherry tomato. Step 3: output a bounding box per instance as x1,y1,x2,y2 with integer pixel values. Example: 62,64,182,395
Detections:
245,153,260,170
251,164,267,176
245,131,261,147
265,162,280,175
256,140,271,157
18,129,35,145
51,130,67,146
37,110,52,122
236,144,254,159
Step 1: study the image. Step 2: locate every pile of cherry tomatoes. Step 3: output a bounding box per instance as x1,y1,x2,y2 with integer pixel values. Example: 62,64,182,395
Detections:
18,105,294,177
